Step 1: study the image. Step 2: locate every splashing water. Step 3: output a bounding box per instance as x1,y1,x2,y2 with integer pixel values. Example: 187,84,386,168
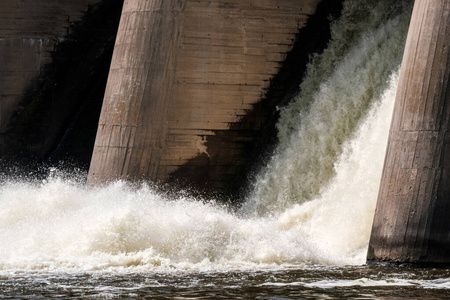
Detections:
0,0,413,273
245,0,412,215
0,73,399,273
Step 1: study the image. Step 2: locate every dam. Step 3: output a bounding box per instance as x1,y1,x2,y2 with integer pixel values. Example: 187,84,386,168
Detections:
87,0,450,265
1,0,450,297
86,0,336,196
0,0,340,195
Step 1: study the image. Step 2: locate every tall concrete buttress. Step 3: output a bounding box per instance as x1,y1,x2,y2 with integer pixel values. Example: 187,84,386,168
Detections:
88,0,186,183
87,0,323,189
368,0,450,265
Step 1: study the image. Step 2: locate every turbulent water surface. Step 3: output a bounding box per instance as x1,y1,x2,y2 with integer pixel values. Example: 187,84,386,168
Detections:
2,266,450,299
2,0,450,298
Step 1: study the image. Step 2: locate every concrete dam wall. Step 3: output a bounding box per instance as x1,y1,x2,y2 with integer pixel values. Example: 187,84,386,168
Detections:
0,0,340,190
3,0,450,267
0,0,123,169
87,0,338,195
0,0,97,134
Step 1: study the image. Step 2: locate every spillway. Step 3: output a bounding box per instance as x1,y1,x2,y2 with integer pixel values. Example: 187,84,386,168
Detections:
0,0,413,272
4,0,449,298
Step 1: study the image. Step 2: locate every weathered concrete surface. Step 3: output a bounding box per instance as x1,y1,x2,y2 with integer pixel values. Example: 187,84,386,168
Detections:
0,0,123,171
0,0,98,133
88,0,326,192
368,0,450,265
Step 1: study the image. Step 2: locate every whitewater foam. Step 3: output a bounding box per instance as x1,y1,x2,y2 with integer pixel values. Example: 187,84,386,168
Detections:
0,0,412,273
0,179,324,272
0,71,398,272
245,0,412,214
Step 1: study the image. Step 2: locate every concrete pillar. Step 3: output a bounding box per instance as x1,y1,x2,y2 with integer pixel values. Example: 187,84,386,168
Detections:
368,0,450,265
88,0,185,183
87,0,323,190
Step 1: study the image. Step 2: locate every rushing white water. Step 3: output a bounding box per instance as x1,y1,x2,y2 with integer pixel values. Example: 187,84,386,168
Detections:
245,0,412,214
0,0,412,273
0,73,399,273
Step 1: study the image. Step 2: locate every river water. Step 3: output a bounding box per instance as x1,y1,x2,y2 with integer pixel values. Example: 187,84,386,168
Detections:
2,266,450,298
2,0,450,298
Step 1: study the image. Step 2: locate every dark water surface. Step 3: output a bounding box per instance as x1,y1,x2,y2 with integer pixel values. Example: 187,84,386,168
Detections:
2,265,450,299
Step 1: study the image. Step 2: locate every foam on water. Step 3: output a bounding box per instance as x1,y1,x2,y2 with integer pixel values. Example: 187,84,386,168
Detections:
0,72,398,272
303,278,450,289
0,0,413,273
0,178,327,272
259,278,450,289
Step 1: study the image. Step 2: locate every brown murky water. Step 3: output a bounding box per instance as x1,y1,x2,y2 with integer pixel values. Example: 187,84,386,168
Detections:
2,265,450,299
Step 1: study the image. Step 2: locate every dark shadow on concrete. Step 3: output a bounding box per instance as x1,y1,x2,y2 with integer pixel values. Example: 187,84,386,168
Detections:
0,0,123,179
168,0,345,203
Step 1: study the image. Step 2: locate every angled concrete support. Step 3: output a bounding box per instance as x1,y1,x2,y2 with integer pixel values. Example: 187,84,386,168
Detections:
368,0,450,265
88,0,185,183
